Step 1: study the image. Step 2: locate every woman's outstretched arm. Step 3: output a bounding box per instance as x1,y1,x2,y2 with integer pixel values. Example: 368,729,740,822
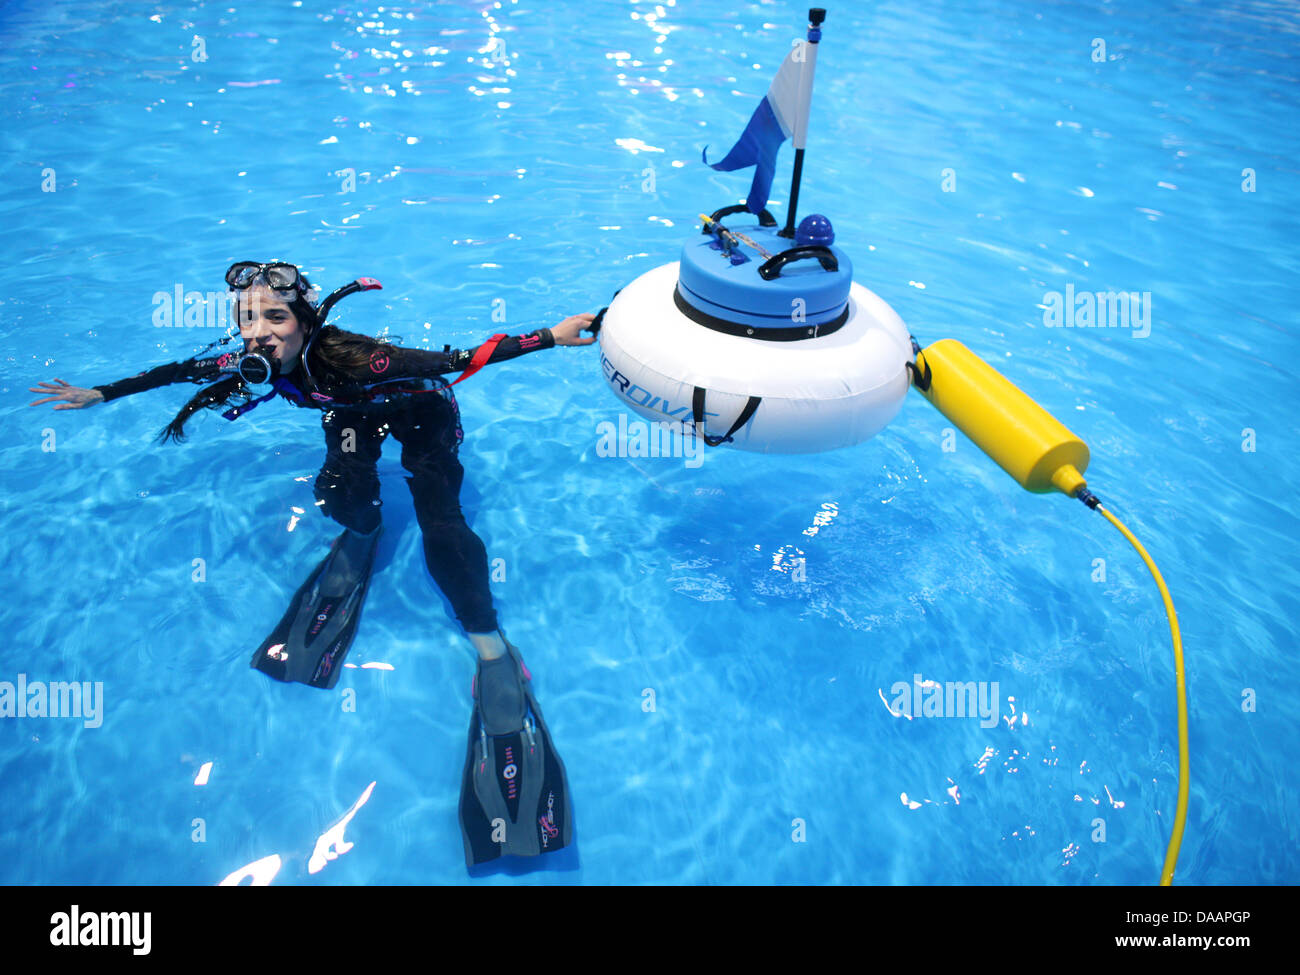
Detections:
383,313,597,378
28,379,105,410
549,313,597,346
29,357,223,409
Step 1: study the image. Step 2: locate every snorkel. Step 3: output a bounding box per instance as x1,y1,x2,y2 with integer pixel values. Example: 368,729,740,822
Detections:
298,276,384,395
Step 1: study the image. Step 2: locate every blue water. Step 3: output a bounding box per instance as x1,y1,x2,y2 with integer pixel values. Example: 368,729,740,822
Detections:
1,0,1296,885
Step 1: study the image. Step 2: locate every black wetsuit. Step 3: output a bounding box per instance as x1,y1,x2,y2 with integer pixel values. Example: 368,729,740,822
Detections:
93,327,556,634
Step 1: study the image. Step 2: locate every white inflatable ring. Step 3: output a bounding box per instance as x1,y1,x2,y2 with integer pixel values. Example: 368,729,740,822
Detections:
598,261,914,454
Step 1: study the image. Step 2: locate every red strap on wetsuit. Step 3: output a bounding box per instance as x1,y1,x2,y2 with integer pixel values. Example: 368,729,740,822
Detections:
447,333,508,386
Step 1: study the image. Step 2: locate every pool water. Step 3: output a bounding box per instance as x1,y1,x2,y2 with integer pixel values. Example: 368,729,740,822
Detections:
1,0,1296,885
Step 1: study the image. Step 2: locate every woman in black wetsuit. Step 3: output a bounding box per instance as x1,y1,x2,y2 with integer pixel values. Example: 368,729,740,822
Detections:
31,262,594,668
31,261,590,863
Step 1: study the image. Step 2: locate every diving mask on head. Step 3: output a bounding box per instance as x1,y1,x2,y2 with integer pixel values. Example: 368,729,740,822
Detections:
226,261,315,298
223,260,380,318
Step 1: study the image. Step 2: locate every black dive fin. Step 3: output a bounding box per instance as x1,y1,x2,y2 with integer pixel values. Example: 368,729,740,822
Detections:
250,526,382,689
459,640,573,866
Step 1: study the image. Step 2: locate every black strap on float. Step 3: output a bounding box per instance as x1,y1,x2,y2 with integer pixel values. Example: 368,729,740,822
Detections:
692,387,762,447
904,334,932,391
757,244,839,281
672,285,850,341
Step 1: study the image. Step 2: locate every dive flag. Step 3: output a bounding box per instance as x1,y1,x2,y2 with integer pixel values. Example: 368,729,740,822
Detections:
703,39,818,214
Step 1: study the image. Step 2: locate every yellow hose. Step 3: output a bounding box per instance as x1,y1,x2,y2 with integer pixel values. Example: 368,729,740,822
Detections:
1095,504,1189,885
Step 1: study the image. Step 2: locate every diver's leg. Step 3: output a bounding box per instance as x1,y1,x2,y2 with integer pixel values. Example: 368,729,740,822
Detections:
379,413,571,862
314,410,387,534
252,412,388,688
388,412,504,656
407,457,503,649
466,629,509,659
313,411,388,585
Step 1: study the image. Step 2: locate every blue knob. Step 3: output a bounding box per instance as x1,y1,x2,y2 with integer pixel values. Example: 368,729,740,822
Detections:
795,213,834,246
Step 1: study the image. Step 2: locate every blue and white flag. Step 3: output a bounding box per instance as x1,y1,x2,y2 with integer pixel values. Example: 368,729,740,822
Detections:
703,38,820,214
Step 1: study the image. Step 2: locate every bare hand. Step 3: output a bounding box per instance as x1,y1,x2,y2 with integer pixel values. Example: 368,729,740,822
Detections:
551,313,598,347
28,379,105,410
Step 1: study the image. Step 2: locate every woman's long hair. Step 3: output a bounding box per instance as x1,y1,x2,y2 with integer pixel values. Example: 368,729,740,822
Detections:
158,282,397,443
